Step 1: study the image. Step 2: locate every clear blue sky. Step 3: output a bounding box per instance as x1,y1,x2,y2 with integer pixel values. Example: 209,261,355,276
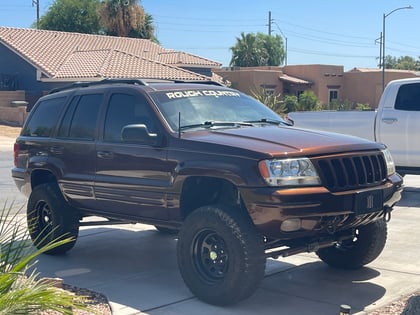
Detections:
1,0,419,70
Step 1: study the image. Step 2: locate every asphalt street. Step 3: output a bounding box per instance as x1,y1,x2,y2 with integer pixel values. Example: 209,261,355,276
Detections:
1,135,419,315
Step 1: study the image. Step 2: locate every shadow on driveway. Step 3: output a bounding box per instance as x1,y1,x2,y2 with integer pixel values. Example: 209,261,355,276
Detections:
33,225,387,315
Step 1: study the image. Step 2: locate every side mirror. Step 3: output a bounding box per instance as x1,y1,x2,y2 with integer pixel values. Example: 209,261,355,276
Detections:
121,124,158,144
285,116,294,126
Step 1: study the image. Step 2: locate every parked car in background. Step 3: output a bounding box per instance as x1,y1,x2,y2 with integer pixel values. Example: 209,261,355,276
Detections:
289,77,420,176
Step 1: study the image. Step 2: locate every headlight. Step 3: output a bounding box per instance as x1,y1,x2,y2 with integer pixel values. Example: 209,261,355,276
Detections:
258,158,321,186
382,148,396,176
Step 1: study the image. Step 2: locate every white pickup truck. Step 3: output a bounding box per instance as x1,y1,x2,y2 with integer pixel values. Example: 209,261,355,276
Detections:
288,77,420,176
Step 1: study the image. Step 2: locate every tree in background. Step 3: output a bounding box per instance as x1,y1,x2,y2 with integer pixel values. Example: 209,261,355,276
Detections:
230,32,285,67
98,0,156,40
37,0,157,41
37,0,101,34
384,55,420,71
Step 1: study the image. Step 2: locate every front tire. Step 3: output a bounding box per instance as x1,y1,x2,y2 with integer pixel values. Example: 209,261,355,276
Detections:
27,183,79,255
316,219,387,269
177,204,265,305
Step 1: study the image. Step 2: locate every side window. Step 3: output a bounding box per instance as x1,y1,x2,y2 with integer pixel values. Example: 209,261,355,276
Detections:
22,97,66,137
103,93,155,142
395,83,420,111
58,94,102,140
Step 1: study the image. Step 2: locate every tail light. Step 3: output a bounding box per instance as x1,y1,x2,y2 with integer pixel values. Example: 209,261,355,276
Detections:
13,143,19,167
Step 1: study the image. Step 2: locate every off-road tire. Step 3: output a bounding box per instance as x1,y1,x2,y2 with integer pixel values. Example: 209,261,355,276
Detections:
27,183,79,255
177,204,266,305
316,219,387,269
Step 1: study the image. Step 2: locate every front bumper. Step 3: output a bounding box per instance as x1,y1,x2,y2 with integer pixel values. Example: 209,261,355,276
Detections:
241,173,403,239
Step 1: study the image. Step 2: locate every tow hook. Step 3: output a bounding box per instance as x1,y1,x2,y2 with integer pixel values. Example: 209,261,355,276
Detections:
384,207,392,222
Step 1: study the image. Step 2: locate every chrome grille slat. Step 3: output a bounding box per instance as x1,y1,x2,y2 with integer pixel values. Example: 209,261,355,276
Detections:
314,152,387,192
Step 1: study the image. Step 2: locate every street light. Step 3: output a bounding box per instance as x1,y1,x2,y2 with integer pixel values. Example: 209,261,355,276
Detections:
382,5,413,91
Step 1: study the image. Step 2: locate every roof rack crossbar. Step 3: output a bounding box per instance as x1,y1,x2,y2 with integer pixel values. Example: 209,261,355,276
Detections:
172,80,224,86
49,78,148,94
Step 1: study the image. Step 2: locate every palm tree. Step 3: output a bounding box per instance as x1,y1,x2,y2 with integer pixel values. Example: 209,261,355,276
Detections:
230,32,285,67
98,0,156,39
230,32,264,67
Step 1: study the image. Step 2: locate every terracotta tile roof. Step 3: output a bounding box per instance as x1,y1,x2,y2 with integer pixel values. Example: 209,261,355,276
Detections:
158,51,220,67
348,67,418,74
54,49,210,80
279,74,312,85
0,27,220,81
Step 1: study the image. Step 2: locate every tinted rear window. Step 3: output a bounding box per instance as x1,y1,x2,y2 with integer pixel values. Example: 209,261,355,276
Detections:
395,83,420,111
22,97,66,137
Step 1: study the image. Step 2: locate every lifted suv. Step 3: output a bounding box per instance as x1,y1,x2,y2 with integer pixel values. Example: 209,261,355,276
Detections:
12,79,403,305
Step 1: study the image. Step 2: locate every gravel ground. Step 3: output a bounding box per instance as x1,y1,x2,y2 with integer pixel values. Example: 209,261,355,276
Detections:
367,291,420,315
37,284,112,315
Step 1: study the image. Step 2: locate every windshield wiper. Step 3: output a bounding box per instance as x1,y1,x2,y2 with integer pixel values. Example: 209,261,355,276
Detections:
180,121,253,131
244,118,292,126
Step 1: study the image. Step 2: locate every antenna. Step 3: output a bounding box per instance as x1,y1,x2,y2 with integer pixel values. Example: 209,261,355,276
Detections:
178,112,181,138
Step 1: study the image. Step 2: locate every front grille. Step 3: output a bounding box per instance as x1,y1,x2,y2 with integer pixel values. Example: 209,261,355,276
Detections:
313,152,387,192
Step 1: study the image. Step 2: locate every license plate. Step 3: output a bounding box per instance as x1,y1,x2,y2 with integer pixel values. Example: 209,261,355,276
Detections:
354,189,383,214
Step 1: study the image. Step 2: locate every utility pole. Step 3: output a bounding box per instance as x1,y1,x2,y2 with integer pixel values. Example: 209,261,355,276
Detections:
268,11,288,65
32,0,40,29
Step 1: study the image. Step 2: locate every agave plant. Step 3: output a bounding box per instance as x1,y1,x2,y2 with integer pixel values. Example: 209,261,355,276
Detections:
0,200,90,314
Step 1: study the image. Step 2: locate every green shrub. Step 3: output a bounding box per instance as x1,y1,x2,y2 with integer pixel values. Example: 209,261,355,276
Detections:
251,87,286,115
0,201,90,314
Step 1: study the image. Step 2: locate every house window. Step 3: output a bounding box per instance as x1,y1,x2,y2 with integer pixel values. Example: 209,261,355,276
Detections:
260,85,276,96
329,89,339,103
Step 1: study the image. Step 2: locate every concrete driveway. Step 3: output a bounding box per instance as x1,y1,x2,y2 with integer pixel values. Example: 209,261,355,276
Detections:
1,135,419,315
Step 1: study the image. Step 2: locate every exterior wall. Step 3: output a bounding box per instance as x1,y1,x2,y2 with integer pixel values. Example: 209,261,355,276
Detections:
0,43,59,107
283,65,344,105
0,91,28,125
215,67,284,97
216,64,419,109
0,91,25,107
342,69,419,108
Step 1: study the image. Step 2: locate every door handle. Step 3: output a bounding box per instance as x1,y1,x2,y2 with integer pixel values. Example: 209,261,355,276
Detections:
381,117,398,124
97,151,114,159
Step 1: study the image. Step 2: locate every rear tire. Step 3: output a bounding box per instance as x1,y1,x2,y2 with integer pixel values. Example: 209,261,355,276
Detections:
177,204,266,305
316,219,387,269
27,183,79,255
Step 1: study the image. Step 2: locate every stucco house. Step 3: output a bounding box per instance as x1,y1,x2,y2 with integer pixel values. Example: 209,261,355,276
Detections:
0,26,222,124
215,65,420,109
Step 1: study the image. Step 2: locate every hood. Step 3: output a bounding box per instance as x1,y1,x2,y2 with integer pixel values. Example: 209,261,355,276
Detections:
181,125,384,158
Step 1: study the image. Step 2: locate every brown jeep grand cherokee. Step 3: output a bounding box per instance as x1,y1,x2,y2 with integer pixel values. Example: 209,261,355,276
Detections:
12,79,403,305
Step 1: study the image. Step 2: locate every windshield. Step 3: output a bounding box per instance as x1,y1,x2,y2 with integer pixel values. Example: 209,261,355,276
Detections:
149,88,287,131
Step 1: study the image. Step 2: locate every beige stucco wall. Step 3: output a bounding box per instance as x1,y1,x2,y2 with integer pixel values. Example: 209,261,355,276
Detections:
0,91,28,125
216,67,285,97
283,65,344,104
342,69,419,107
216,65,419,109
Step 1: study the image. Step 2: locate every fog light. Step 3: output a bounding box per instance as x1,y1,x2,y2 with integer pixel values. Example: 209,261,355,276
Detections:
280,219,302,232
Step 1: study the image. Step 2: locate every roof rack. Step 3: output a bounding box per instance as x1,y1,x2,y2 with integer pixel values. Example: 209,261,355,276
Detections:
48,78,148,94
172,80,225,87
